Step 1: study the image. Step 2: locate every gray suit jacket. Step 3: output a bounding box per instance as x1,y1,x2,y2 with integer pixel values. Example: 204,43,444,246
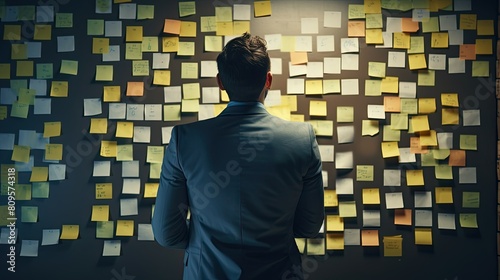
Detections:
152,103,324,280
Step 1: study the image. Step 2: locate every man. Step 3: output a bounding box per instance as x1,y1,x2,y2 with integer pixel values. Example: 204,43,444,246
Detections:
152,33,324,280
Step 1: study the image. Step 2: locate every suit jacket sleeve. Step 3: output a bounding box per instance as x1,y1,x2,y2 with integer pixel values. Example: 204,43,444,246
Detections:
293,124,324,238
152,126,189,249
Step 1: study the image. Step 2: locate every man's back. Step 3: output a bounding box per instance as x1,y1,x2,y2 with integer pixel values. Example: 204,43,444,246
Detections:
155,104,323,279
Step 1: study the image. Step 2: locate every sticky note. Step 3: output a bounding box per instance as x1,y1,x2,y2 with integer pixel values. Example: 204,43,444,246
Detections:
90,118,107,134
310,101,327,116
477,19,494,35
4,25,21,40
408,54,427,70
56,13,73,28
459,213,478,228
200,16,216,32
126,81,144,96
96,183,112,199
21,206,38,223
179,1,195,17
43,122,61,137
162,37,179,52
103,86,121,102
100,140,117,158
177,42,195,56
92,38,109,54
441,93,459,107
34,25,51,40
368,62,386,78
326,233,344,250
60,225,79,240
125,43,142,60
30,167,48,182
116,220,134,236
393,32,410,49
324,189,338,207
460,134,477,150
87,19,104,35
339,201,357,218
362,188,380,204
180,21,196,37
16,60,34,77
394,209,412,225
448,150,466,166
459,44,475,60
126,26,143,42
435,187,453,204
12,145,31,163
362,230,379,246
460,14,476,30
406,170,424,186
442,108,459,125
45,144,63,161
91,205,109,222
383,236,402,257
347,21,365,37
254,1,271,17
163,19,181,34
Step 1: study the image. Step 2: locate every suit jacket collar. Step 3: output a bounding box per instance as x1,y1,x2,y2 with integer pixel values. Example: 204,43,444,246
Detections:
219,103,269,116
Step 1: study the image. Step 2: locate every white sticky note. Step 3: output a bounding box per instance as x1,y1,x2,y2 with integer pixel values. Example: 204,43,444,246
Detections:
341,54,358,71
385,192,404,209
414,191,432,208
363,210,381,227
439,15,457,31
415,210,433,227
335,151,354,169
20,240,39,257
386,18,402,33
336,177,354,195
341,79,359,95
152,53,170,69
264,90,281,107
41,229,60,246
233,4,251,21
57,36,75,52
161,126,174,145
30,79,47,96
109,103,126,119
0,133,15,150
138,224,155,241
120,198,138,216
164,86,182,103
200,61,218,77
344,229,360,246
48,164,65,181
270,58,282,75
318,145,334,162
119,3,136,19
337,126,354,144
105,21,122,37
324,11,341,28
26,42,42,58
306,62,324,78
102,45,120,62
462,110,480,126
37,6,54,22
122,161,139,177
295,36,313,52
34,98,51,115
287,79,305,94
459,167,476,184
448,30,463,45
0,228,17,244
289,62,307,77
324,57,341,74
265,34,282,51
398,148,416,163
103,240,121,256
133,126,151,143
317,35,334,52
448,57,465,74
340,38,359,53
84,98,102,116
144,104,162,121
122,178,140,194
428,54,446,70
202,87,220,104
126,104,144,121
383,169,401,186
388,51,406,68
375,32,393,48
93,161,111,177
438,213,456,230
367,104,385,119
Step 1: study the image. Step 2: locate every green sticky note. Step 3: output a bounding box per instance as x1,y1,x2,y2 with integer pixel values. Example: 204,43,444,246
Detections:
96,221,114,238
137,5,155,20
459,213,478,228
96,65,113,81
383,125,401,142
471,61,489,77
18,6,35,21
18,88,36,105
36,63,53,79
462,192,480,208
435,165,452,179
21,206,38,223
125,43,142,60
10,79,28,91
179,1,195,17
421,153,438,167
460,135,477,150
56,13,73,28
132,60,149,76
60,60,78,75
32,182,49,198
87,19,104,35
10,102,29,119
16,184,32,200
422,17,439,33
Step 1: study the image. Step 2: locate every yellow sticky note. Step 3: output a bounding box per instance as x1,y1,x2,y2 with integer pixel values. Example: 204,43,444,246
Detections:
477,20,494,36
92,38,109,54
17,89,35,105
393,32,410,49
365,29,383,44
362,188,380,204
180,21,197,37
326,215,343,231
146,146,164,163
204,36,223,52
0,106,7,120
418,98,436,114
415,228,432,245
12,145,31,163
116,145,133,161
364,0,382,14
380,76,399,93
383,236,403,257
441,93,459,107
408,54,427,70
153,70,171,86
103,86,121,102
30,167,48,182
254,1,272,17
60,225,79,240
200,16,217,32
324,80,341,94
307,238,325,255
177,42,195,56
100,140,117,158
435,187,453,204
16,60,33,77
44,122,62,137
126,26,143,42
406,170,424,186
337,106,354,122
215,7,232,22
96,65,113,81
306,80,323,95
60,60,78,75
362,230,379,246
411,115,429,132
164,105,181,121
116,122,134,138
338,201,357,218
475,39,492,55
408,36,425,54
419,130,437,146
162,37,179,52
126,81,144,96
141,36,159,52
418,70,435,86
381,142,400,158
11,44,27,60
460,134,477,150
431,32,448,48
4,25,21,41
181,99,199,113
181,62,198,79
137,5,154,20
216,22,234,36
116,220,134,236
442,108,459,125
368,62,386,78
34,25,51,40
144,183,159,198
125,43,142,60
460,14,476,30
233,21,250,35
51,81,69,97
96,183,113,199
324,189,338,207
179,1,195,17
45,144,63,161
471,61,489,77
132,60,149,76
326,233,344,250
0,63,11,79
362,120,379,136
90,118,108,134
91,205,109,222
10,102,29,118
459,213,478,228
356,165,374,181
309,101,327,116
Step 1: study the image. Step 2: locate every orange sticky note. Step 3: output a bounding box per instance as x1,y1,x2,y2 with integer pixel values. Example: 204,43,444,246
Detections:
384,96,400,112
164,19,181,34
410,137,428,154
348,21,365,37
126,81,144,96
459,44,476,60
402,18,419,32
394,209,412,225
361,229,379,246
290,52,308,65
449,150,466,166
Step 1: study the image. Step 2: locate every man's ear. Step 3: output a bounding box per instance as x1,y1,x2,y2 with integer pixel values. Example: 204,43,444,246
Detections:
265,72,273,89
216,74,225,90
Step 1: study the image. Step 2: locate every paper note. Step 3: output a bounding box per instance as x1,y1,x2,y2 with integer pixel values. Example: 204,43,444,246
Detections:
116,220,134,236
394,209,412,225
254,1,271,17
324,190,338,207
384,236,402,257
339,201,357,218
60,225,79,240
361,230,379,246
362,188,380,204
459,213,478,228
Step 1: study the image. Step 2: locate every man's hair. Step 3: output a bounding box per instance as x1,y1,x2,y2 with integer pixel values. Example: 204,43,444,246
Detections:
216,33,270,101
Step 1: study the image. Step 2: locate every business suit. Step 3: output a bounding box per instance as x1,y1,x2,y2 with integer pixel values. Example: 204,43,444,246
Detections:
152,102,324,280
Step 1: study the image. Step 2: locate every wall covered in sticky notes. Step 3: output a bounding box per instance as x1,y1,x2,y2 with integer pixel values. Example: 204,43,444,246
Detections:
0,0,497,279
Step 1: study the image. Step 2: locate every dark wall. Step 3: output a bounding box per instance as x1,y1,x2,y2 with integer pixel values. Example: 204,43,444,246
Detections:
0,1,497,279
